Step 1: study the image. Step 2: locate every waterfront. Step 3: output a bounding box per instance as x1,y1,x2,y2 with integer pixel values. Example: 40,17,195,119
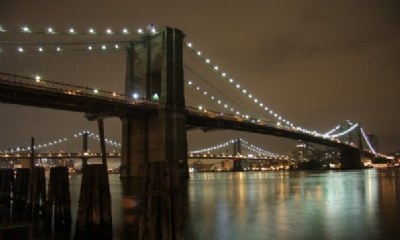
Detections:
59,168,400,239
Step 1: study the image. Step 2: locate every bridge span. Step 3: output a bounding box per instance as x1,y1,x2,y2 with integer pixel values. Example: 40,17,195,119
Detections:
0,26,377,176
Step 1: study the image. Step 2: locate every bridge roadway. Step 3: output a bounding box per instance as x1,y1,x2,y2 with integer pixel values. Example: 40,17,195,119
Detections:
0,72,365,155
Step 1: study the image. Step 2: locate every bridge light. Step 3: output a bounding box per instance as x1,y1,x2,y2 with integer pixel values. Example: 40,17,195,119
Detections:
224,104,228,108
56,47,62,51
236,84,240,89
197,51,201,56
259,103,263,107
132,93,139,99
229,78,234,83
222,72,226,77
88,46,93,50
47,27,54,34
93,89,98,94
122,28,129,34
106,28,113,34
114,44,119,49
203,91,207,95
88,28,96,34
214,66,219,70
0,25,5,32
248,94,252,99
152,93,159,101
35,75,41,82
38,47,43,52
101,45,107,50
187,42,192,48
18,47,24,52
217,100,221,104
188,81,192,85
68,28,76,34
198,106,203,110
21,26,30,32
205,58,210,63
254,98,258,103
137,28,144,34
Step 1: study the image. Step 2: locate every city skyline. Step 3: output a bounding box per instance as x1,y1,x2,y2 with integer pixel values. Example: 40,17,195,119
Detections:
0,0,399,154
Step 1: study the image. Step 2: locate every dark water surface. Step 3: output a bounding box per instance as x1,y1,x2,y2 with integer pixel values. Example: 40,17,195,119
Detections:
56,168,400,239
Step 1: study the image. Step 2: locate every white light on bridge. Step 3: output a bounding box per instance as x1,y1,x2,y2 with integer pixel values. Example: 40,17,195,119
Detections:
47,27,54,34
18,47,24,52
68,28,76,34
93,89,98,94
205,58,210,63
106,28,113,34
56,47,62,52
88,28,96,34
132,93,139,99
88,46,93,50
38,47,43,52
35,75,41,82
101,45,107,50
187,42,192,48
21,26,30,32
122,28,129,34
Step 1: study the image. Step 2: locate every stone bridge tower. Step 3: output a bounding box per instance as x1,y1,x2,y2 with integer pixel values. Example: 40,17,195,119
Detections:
120,27,188,179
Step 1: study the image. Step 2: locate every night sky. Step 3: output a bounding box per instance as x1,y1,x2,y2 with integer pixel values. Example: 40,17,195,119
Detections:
0,0,399,155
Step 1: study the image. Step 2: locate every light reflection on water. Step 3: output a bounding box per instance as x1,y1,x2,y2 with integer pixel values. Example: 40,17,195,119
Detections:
65,168,400,240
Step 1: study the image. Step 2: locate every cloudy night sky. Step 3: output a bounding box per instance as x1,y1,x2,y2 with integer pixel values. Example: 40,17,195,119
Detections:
0,0,399,155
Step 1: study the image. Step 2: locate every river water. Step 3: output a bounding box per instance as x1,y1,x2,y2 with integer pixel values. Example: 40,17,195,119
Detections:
52,168,400,239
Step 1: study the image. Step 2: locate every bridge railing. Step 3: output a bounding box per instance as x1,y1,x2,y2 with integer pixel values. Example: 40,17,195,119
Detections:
0,72,159,109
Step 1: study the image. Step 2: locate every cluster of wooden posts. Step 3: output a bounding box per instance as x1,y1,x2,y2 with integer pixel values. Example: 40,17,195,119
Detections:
0,167,71,224
0,164,112,239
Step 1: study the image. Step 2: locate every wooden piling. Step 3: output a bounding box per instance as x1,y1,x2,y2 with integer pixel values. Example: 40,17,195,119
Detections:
47,166,71,227
13,168,30,211
139,161,182,240
74,164,112,240
31,167,46,217
0,169,14,206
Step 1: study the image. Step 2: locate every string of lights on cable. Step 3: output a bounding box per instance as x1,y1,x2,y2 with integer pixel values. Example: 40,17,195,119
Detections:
0,130,121,154
0,25,157,36
183,40,363,140
189,138,285,159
